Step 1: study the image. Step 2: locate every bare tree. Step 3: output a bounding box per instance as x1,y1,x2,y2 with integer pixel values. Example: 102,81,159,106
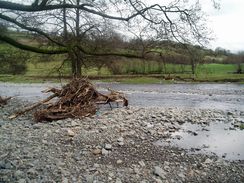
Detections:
0,0,216,77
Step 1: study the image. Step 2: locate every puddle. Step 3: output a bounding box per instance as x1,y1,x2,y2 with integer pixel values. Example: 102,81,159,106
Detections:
155,122,244,160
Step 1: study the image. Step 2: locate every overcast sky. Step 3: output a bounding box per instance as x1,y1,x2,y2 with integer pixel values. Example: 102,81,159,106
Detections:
202,0,244,52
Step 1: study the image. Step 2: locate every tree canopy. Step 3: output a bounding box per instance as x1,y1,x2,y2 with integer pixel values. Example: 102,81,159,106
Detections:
0,0,216,76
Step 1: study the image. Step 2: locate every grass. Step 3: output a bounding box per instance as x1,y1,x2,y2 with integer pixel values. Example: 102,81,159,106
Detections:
101,77,165,84
0,75,45,83
240,124,244,130
0,40,243,84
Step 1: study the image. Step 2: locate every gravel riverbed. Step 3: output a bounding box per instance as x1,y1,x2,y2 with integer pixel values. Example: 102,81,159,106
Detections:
0,99,244,183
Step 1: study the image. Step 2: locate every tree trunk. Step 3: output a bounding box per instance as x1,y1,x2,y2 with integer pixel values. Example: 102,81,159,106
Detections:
191,59,195,75
63,0,67,42
71,0,81,77
70,51,81,77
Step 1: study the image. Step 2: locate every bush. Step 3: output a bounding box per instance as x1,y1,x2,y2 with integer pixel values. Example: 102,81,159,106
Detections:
0,45,29,75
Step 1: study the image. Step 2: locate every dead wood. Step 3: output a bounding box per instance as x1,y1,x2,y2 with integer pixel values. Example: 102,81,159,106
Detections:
9,93,57,119
0,96,11,107
9,78,128,122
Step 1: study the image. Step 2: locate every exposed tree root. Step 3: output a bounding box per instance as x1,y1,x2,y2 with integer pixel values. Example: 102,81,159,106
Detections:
9,78,128,122
0,96,11,107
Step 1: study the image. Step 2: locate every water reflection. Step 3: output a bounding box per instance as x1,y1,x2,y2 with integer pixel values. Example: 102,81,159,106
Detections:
156,122,244,160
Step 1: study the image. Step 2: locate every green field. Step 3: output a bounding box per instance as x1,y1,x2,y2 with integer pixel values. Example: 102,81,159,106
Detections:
0,38,243,84
0,61,243,83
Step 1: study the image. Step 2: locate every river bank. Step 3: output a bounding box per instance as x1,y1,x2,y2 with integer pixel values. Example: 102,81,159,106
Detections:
0,98,244,182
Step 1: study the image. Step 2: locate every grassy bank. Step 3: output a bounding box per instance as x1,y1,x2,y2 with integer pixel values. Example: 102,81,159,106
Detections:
1,73,243,84
0,53,243,84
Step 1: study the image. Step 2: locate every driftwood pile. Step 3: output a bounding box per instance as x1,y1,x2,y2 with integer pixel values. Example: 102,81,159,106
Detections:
9,78,128,122
0,96,11,107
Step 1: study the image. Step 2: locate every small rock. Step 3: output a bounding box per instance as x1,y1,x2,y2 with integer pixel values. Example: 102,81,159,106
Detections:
175,135,181,140
5,162,12,169
93,163,100,168
67,129,75,137
138,161,146,167
27,168,38,176
118,141,124,146
153,166,166,179
85,175,94,183
153,178,163,183
134,167,140,174
115,178,122,183
62,177,69,183
227,111,233,115
164,161,170,166
105,144,112,150
117,137,124,142
222,153,227,158
204,158,213,164
116,159,123,164
18,179,26,183
15,170,24,178
102,148,109,155
188,169,195,177
178,173,185,179
32,124,41,129
92,149,102,155
42,140,48,144
71,121,78,126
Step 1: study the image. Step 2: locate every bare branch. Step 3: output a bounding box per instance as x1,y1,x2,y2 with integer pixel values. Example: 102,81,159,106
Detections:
0,34,68,54
0,13,65,47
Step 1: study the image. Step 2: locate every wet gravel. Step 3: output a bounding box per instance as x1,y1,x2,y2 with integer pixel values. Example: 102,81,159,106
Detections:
0,99,244,183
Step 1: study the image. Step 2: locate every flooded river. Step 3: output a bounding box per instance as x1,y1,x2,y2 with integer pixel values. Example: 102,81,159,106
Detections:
1,82,243,111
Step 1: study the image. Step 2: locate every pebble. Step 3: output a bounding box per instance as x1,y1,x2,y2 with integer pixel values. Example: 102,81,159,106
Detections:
93,149,102,155
138,161,146,167
85,175,94,183
153,166,167,179
62,177,69,183
118,141,124,146
27,168,38,176
67,129,75,137
116,159,123,164
115,178,123,183
117,137,124,142
204,158,213,164
18,179,26,183
105,144,112,150
70,121,78,126
15,170,24,178
5,162,12,169
102,148,109,155
153,178,163,183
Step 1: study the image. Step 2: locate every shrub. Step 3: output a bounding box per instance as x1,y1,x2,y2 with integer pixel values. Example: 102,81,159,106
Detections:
0,46,29,75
